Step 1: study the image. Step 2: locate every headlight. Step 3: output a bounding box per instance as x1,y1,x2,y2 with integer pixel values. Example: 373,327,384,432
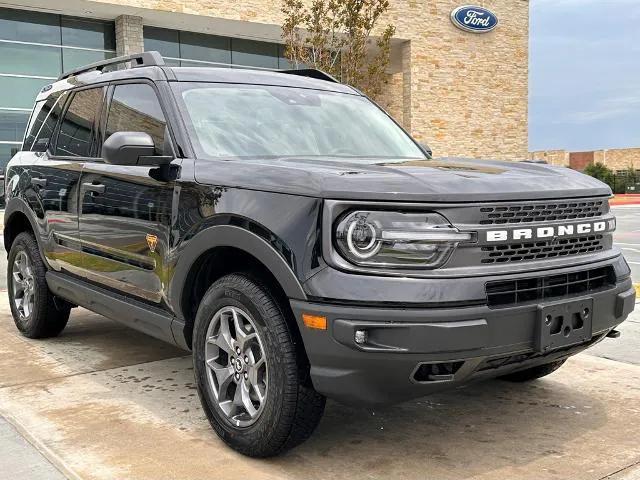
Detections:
334,210,472,269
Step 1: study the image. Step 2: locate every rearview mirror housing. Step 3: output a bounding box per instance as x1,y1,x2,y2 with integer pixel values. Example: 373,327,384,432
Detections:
103,131,172,166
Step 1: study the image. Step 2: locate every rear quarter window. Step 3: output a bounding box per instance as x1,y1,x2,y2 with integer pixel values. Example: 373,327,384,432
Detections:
23,91,68,151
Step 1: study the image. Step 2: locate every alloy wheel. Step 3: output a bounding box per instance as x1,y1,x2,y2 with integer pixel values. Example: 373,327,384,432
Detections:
204,306,268,427
12,250,35,319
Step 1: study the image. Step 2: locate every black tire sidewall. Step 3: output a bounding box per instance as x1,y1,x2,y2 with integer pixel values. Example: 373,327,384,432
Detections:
193,275,296,453
7,232,69,338
7,233,43,333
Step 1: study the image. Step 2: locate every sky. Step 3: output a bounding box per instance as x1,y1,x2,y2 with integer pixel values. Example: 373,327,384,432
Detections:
529,0,640,152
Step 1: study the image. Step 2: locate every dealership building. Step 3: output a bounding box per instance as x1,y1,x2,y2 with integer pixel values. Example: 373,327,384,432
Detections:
0,0,529,168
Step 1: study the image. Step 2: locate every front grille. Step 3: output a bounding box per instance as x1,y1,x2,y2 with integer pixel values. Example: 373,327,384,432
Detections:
485,265,616,308
480,235,605,264
478,199,606,225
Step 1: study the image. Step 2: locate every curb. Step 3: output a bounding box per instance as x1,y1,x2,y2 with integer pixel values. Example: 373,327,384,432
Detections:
0,409,83,480
635,283,640,298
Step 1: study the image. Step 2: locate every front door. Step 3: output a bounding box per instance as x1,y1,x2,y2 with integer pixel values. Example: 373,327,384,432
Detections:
77,82,175,303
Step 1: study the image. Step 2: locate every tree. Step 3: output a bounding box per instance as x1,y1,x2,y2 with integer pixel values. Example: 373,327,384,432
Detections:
583,162,614,190
281,0,396,100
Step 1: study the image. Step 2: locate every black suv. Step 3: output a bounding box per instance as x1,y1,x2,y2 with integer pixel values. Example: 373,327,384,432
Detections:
4,52,635,457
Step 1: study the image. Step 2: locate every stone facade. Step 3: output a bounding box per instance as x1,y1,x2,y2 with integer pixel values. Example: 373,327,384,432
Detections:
529,148,640,171
115,15,144,57
101,0,529,161
529,150,570,167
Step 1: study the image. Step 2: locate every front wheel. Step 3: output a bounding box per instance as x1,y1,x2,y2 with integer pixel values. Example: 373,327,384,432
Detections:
7,232,70,338
193,273,325,457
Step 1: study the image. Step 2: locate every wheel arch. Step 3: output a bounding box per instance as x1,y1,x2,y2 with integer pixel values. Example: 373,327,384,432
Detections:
4,198,42,254
170,225,308,349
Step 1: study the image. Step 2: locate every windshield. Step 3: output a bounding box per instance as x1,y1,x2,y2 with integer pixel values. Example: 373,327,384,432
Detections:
173,82,425,160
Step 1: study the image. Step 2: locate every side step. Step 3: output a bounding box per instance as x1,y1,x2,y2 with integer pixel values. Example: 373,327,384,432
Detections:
46,271,189,350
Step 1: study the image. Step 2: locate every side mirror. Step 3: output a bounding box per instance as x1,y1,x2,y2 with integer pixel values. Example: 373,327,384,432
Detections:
103,131,172,166
419,142,433,158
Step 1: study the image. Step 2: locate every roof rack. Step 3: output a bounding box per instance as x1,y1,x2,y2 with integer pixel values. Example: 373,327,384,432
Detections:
57,51,165,81
278,68,338,83
164,59,339,84
57,50,339,85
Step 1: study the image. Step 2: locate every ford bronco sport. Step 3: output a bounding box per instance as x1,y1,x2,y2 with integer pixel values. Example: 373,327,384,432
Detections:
4,51,635,457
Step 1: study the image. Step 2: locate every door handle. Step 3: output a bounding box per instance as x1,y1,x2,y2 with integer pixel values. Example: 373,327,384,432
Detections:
31,177,47,188
82,182,105,195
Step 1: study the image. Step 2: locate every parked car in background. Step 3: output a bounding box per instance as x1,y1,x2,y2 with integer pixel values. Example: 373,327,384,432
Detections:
3,52,635,457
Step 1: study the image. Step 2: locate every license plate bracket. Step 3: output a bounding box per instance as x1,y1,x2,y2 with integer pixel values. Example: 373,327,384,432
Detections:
535,298,593,353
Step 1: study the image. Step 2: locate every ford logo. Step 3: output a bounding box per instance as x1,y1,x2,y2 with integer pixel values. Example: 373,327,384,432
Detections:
451,5,499,33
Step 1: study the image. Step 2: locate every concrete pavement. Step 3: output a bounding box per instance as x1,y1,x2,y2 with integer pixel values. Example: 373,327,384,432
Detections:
0,415,65,480
0,297,639,480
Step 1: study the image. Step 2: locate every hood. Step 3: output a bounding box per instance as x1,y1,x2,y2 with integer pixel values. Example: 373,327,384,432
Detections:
194,156,612,202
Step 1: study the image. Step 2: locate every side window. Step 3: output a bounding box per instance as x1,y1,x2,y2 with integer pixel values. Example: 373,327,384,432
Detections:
24,92,68,152
105,83,167,154
54,87,104,157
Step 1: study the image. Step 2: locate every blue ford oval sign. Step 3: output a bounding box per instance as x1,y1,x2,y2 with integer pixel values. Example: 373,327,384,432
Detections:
451,5,499,33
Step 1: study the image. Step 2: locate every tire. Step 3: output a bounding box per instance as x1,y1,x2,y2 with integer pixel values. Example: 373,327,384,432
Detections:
7,232,70,338
499,359,567,382
193,273,325,457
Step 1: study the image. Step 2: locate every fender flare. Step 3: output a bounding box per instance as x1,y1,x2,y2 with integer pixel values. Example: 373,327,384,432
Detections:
168,224,307,321
3,197,46,258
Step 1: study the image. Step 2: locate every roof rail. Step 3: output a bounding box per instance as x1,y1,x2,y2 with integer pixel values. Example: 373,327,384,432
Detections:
164,58,339,84
278,68,338,83
58,51,165,81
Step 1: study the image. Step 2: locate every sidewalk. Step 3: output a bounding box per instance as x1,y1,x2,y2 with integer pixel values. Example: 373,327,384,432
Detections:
610,194,640,206
0,415,65,479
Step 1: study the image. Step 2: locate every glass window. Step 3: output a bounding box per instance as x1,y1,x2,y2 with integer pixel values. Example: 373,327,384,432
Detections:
0,110,30,143
0,143,20,170
0,8,60,45
0,76,51,109
31,92,68,152
106,84,167,153
174,83,424,160
55,88,103,157
143,27,180,58
180,31,230,64
0,43,61,77
232,39,279,69
62,48,114,72
61,17,115,50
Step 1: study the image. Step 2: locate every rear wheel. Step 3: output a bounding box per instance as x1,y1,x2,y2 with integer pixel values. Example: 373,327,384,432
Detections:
499,359,567,382
193,273,325,457
7,232,70,338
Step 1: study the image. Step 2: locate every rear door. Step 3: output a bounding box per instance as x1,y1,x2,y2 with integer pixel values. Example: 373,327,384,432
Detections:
12,86,105,274
77,81,175,303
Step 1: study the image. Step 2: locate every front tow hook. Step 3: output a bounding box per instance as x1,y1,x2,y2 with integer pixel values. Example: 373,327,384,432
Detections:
606,329,621,339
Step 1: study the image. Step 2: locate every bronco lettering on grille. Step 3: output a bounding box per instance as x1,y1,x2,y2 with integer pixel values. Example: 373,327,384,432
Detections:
486,221,607,242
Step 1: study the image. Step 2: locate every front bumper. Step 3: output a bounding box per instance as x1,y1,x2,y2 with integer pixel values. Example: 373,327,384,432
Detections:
291,257,635,405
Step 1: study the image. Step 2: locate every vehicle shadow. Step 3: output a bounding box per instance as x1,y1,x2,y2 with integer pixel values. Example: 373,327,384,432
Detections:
274,374,608,479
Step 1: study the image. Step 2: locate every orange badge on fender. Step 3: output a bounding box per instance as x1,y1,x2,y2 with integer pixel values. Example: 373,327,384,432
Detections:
146,234,158,253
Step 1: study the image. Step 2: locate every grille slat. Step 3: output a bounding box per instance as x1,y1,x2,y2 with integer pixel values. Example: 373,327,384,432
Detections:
486,266,616,308
480,235,605,264
478,200,606,225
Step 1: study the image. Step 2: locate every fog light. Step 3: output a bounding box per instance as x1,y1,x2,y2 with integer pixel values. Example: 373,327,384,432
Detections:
354,330,367,344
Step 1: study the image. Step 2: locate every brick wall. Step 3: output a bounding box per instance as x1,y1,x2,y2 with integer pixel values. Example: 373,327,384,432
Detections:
529,150,570,167
103,0,529,161
530,148,640,171
569,151,594,171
